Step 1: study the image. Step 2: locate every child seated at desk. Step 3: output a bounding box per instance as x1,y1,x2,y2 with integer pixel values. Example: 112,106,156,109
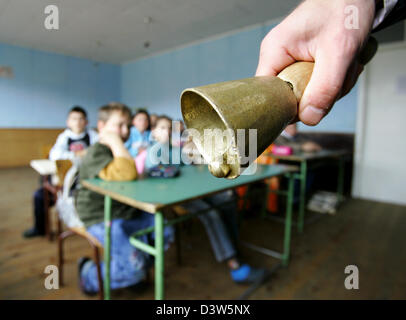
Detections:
23,106,98,238
124,109,152,174
146,115,267,284
124,108,151,157
75,103,173,295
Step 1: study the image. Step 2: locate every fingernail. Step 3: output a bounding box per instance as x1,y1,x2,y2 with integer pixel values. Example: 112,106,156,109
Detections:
300,105,326,125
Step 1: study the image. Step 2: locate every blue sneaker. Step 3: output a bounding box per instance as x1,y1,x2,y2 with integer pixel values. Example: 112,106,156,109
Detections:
230,264,268,284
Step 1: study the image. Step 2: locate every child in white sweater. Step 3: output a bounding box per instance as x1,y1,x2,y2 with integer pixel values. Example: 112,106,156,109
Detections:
23,106,98,238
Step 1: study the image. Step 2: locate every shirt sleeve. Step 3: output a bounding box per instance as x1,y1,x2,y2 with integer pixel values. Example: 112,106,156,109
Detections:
88,129,99,145
49,131,75,161
128,145,139,158
79,143,113,179
372,0,405,31
124,130,140,158
124,131,133,151
99,157,138,181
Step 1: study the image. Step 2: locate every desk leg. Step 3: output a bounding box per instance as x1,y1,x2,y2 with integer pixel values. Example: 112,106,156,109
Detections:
155,211,164,300
298,161,307,233
261,180,270,219
282,174,294,267
104,196,112,300
337,157,345,203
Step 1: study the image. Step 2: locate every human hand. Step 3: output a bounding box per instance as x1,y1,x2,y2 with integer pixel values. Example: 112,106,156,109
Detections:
100,130,133,159
256,0,376,126
74,149,87,158
99,131,123,149
301,141,322,153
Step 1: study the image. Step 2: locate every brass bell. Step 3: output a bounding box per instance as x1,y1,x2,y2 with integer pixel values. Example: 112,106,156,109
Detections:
181,62,313,179
180,38,377,179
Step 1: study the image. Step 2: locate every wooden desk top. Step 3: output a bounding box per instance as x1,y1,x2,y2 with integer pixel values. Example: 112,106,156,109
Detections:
266,149,349,162
81,164,297,214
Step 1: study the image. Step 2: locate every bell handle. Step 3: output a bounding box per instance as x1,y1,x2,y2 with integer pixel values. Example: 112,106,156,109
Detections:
277,61,314,103
277,36,378,103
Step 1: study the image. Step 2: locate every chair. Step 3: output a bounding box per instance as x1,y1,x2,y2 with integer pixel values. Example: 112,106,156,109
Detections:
40,144,53,160
41,160,72,241
55,164,104,299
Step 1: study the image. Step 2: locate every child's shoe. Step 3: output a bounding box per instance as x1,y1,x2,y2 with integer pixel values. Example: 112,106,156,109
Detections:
22,227,45,238
230,264,268,284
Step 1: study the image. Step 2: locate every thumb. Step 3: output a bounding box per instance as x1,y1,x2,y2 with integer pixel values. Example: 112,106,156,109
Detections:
299,50,352,126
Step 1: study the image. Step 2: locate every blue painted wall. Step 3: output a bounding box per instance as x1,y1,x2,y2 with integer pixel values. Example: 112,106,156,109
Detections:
0,43,120,128
121,23,358,133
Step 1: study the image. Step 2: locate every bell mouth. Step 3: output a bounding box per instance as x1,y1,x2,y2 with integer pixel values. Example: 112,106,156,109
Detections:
181,89,240,179
181,89,228,135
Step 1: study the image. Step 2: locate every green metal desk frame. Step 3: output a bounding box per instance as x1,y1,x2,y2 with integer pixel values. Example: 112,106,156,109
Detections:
266,151,347,233
102,172,295,300
295,156,345,233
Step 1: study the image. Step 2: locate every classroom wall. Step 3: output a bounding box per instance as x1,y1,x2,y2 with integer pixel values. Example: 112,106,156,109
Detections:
0,43,121,128
0,43,120,167
121,22,359,133
0,128,63,167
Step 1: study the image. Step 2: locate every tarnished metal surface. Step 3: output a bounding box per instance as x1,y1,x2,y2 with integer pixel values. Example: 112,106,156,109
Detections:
181,62,316,179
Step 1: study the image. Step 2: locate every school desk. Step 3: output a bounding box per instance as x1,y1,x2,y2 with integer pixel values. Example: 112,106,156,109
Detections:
81,164,297,300
266,149,349,233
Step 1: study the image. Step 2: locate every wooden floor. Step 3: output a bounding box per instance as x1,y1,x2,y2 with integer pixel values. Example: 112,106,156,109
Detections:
1,166,405,300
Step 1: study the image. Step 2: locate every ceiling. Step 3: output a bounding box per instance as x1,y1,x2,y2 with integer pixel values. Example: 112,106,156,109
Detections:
0,0,300,64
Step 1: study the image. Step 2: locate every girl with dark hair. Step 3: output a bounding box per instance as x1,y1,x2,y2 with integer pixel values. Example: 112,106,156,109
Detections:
125,108,151,157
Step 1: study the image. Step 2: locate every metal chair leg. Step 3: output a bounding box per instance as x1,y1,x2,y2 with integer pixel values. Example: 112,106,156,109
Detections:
57,216,63,237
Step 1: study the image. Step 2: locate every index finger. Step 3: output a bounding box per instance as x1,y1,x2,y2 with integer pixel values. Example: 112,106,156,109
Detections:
255,38,296,77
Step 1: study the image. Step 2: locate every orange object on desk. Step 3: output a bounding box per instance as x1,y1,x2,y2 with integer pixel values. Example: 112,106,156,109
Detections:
236,144,279,213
